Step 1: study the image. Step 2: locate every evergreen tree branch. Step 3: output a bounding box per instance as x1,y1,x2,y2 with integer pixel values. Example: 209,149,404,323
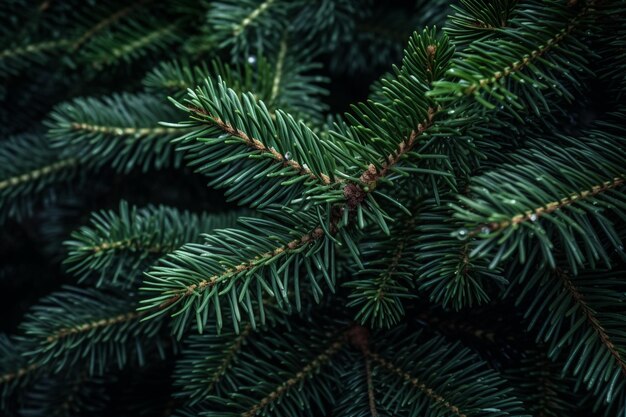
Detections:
468,177,624,237
142,209,334,334
71,0,154,50
85,19,181,69
0,134,80,223
369,352,467,417
241,335,346,417
416,199,507,310
0,38,70,77
65,202,241,287
555,268,626,376
508,252,626,405
345,213,418,328
452,116,626,270
431,0,596,112
187,104,331,184
20,287,169,375
49,93,185,173
232,0,275,37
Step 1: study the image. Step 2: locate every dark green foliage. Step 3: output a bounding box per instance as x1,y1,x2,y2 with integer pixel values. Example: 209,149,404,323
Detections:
509,259,626,410
142,209,336,335
0,134,80,223
65,201,241,287
452,115,626,271
415,198,507,310
170,77,336,208
19,286,168,375
48,93,185,173
2,0,626,416
432,0,594,115
19,373,109,417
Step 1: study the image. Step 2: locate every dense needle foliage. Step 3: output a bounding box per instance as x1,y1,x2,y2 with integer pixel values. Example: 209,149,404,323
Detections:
1,0,625,416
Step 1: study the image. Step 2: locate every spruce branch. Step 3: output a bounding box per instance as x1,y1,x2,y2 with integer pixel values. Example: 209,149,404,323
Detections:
345,213,418,328
446,0,518,43
141,209,335,334
20,287,169,375
71,0,154,51
0,134,80,223
174,323,254,402
65,202,241,287
0,38,70,77
0,335,41,404
452,116,626,270
415,199,507,310
49,93,185,173
241,336,346,417
169,77,336,208
430,0,596,112
555,268,626,377
508,251,626,405
84,19,182,69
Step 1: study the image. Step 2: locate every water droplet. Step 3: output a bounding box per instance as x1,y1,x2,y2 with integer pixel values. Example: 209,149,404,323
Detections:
480,227,490,235
247,55,257,65
448,109,456,115
529,213,538,222
456,228,469,240
507,199,517,204
284,151,292,160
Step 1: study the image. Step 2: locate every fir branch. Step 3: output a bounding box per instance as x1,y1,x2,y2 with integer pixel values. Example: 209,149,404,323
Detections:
369,352,467,417
345,214,418,328
105,21,179,64
357,106,437,191
49,93,185,173
85,19,181,69
556,268,626,376
44,310,147,344
20,287,168,375
242,336,346,417
0,158,78,191
0,134,80,222
0,39,69,61
0,38,70,76
431,0,596,111
151,225,325,304
232,0,275,37
187,105,331,184
269,35,287,106
142,209,335,334
452,117,626,270
509,253,626,404
0,363,40,385
175,324,254,402
463,2,593,96
469,176,624,237
367,327,527,417
169,76,336,208
71,0,154,50
65,202,241,287
69,123,181,138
